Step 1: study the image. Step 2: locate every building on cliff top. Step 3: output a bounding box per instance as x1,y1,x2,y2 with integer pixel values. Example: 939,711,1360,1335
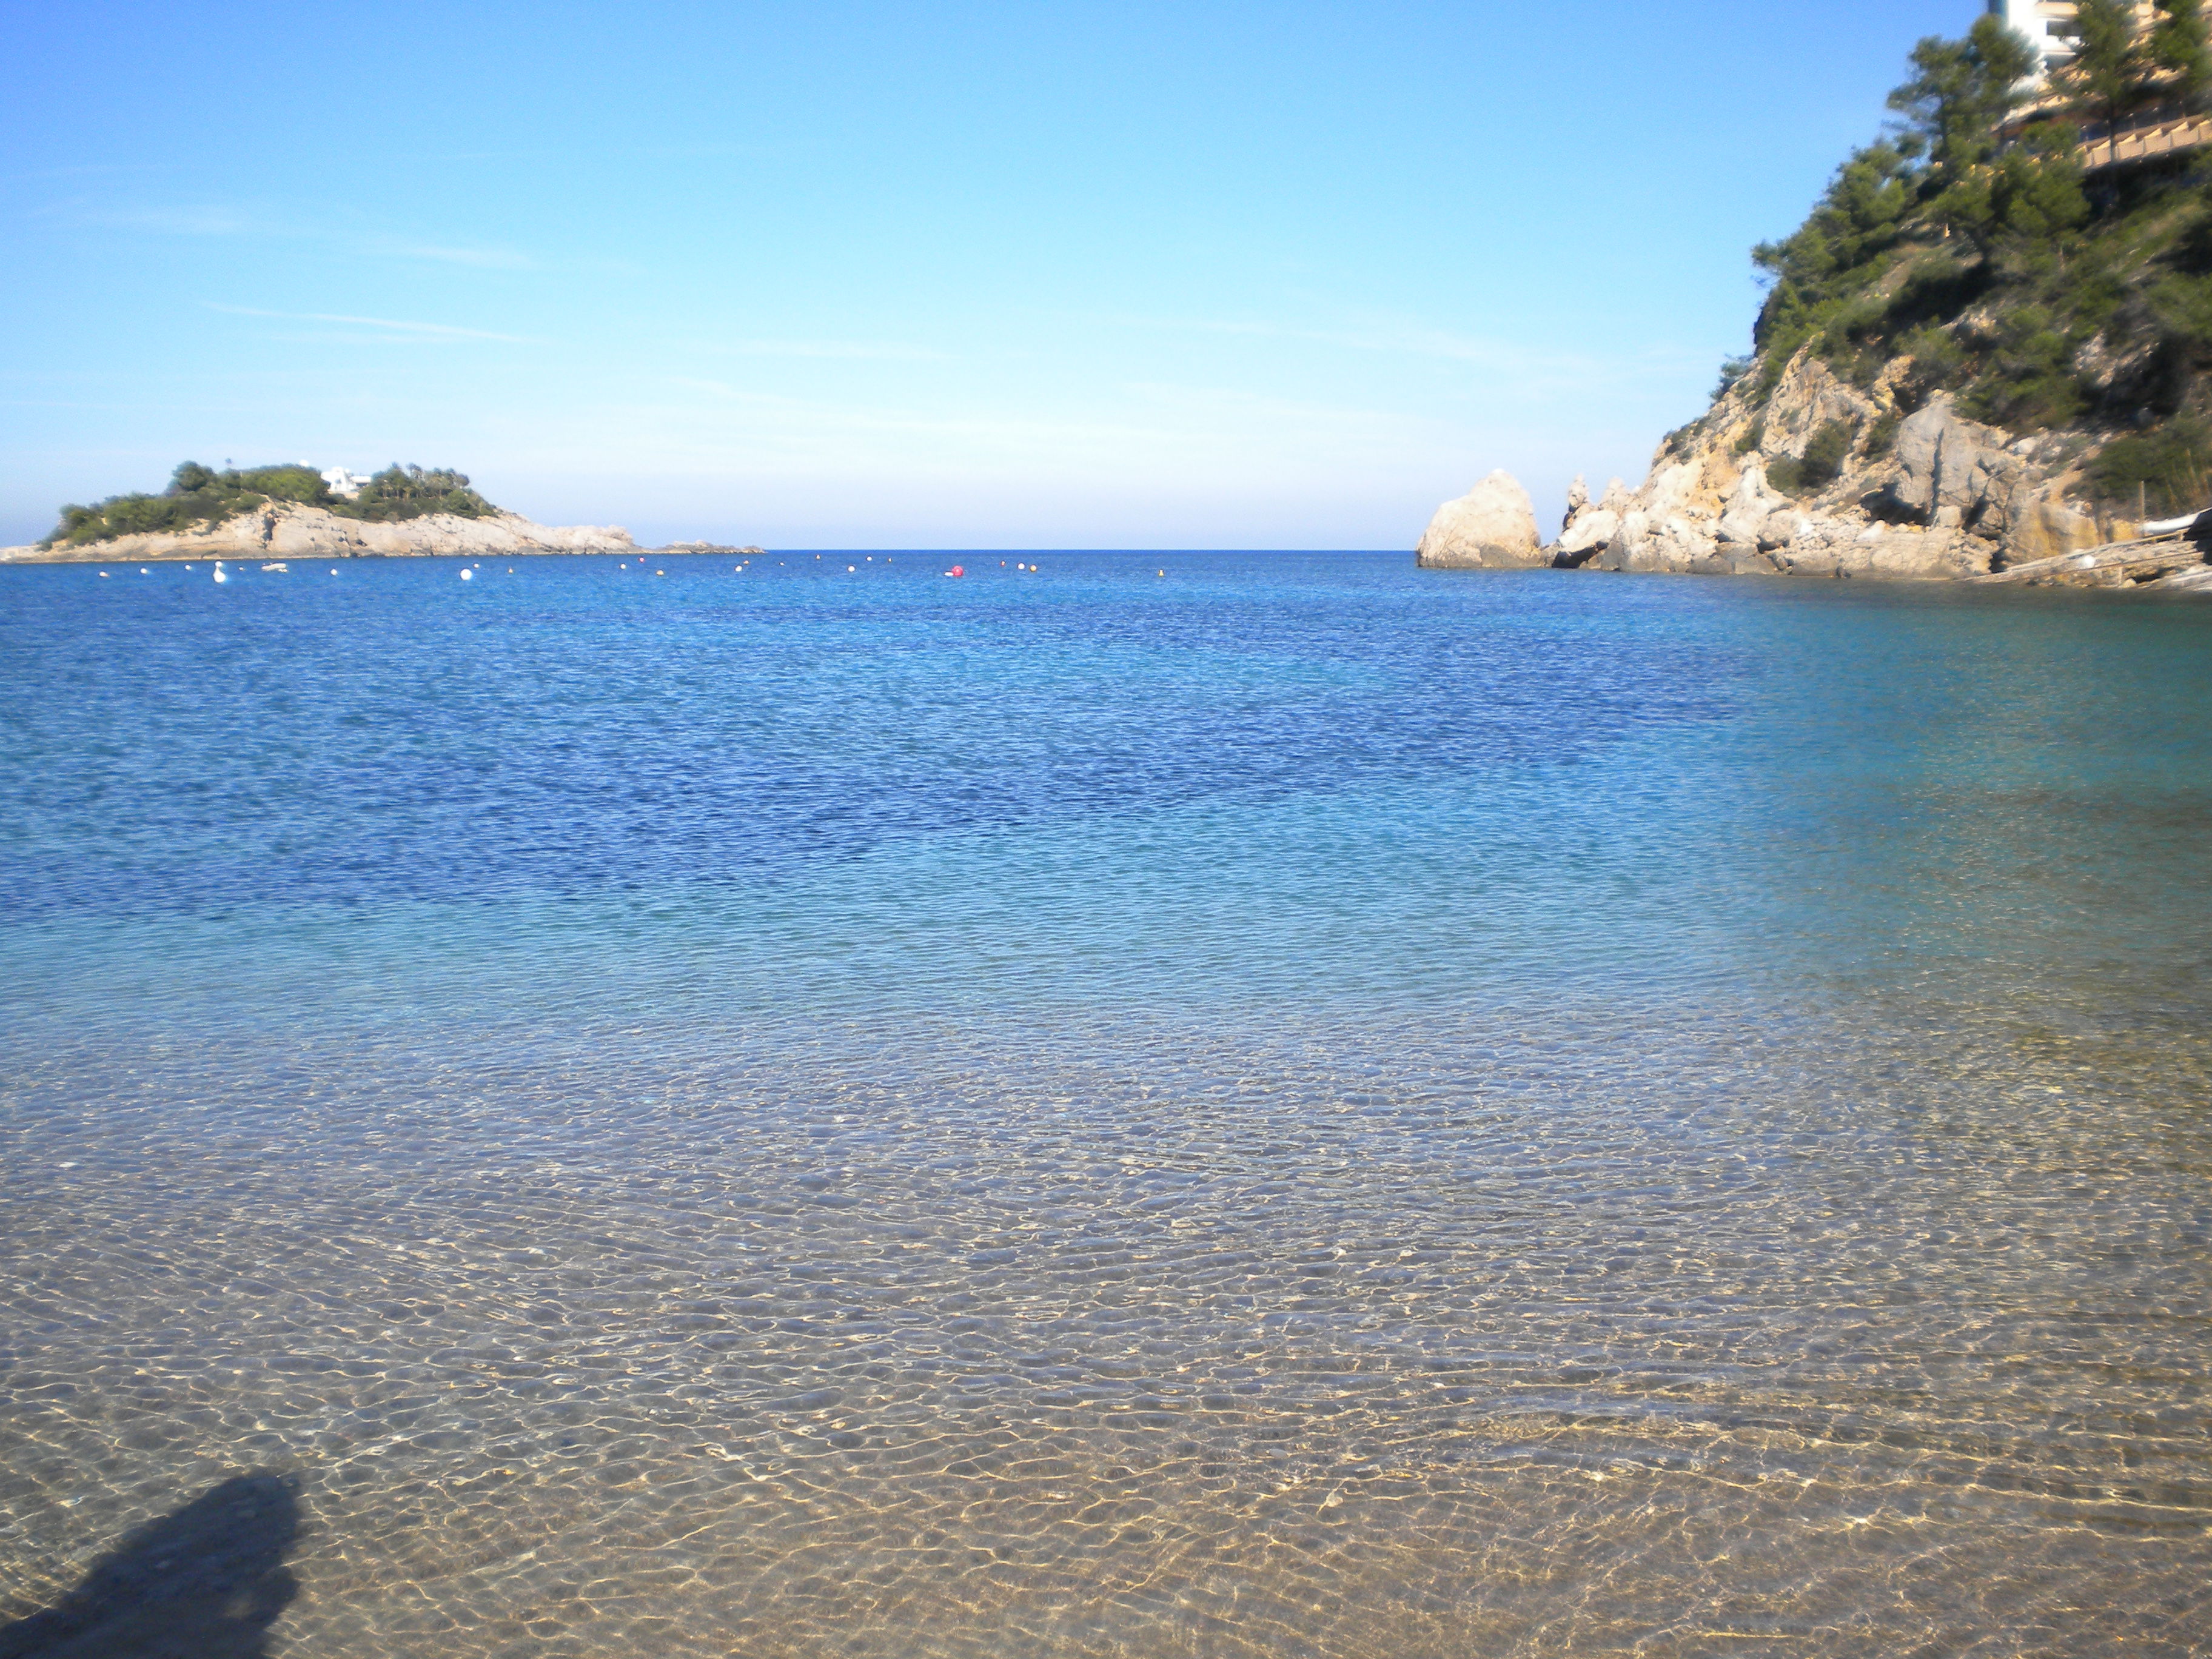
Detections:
1988,1,2077,83
1986,2,2162,84
1987,1,2212,167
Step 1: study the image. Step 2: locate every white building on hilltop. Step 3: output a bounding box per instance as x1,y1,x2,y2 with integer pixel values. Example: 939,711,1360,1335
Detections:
1986,1,2159,84
1988,1,2212,164
320,467,371,499
1988,1,2079,82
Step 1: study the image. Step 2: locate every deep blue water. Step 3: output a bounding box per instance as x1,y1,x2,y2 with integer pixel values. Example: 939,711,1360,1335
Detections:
9,552,2205,1024
2,552,2208,1657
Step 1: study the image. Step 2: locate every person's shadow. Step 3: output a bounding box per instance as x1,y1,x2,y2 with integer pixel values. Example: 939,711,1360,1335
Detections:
0,1474,301,1658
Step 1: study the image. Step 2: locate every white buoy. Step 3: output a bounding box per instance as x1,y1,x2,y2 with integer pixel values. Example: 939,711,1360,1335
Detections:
460,568,474,581
213,568,227,583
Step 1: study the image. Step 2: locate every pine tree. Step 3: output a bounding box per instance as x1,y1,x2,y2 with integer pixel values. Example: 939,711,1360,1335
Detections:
2150,0,2212,104
1886,16,2039,188
2063,0,2151,164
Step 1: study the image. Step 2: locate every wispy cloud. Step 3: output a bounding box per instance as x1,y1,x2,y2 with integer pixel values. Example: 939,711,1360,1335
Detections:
92,204,271,238
201,303,538,343
1118,379,1421,428
75,203,537,271
1107,310,1704,391
366,240,537,270
3,161,177,186
700,338,953,362
664,375,778,401
372,139,776,167
615,374,1455,482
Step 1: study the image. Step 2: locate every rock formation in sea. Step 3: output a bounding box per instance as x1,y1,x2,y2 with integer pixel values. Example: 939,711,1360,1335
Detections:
1,501,642,563
1414,471,1544,569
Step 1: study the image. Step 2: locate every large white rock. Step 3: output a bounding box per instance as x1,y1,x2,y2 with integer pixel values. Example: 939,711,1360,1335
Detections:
1718,462,1795,548
1415,471,1544,569
1643,461,1704,519
1557,508,1620,557
1889,397,2026,534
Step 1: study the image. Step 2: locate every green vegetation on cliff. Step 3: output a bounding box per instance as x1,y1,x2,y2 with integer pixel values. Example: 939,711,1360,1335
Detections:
1732,1,2212,514
45,462,497,548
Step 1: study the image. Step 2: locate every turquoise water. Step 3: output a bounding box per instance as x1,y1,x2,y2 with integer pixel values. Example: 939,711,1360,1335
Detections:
2,553,2208,1656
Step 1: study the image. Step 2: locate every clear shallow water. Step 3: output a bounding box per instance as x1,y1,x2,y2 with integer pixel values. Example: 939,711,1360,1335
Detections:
1,553,2208,1657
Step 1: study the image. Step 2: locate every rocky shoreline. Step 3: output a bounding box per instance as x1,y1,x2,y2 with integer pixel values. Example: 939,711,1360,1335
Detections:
1418,349,2212,592
1,502,657,564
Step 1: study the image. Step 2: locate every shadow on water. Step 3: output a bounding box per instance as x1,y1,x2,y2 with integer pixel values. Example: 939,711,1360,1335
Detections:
0,1475,301,1659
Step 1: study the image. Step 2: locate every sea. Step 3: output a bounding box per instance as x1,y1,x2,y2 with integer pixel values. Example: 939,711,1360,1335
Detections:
2,551,2208,1658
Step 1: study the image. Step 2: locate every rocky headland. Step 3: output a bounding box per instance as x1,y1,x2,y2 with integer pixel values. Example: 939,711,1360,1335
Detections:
1,501,641,564
1469,372,2134,584
1421,9,2212,592
0,460,720,563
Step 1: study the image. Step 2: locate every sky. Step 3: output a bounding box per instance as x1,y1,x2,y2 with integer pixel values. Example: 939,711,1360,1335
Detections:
2,1,1981,549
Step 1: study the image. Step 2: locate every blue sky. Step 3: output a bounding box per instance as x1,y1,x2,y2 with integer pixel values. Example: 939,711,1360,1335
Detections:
4,1,1975,549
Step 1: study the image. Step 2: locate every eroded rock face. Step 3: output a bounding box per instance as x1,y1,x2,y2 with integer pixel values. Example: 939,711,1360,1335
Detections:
2006,496,2105,563
1554,478,1635,565
1415,471,1545,569
2073,330,2171,411
1773,518,1992,580
1888,398,2028,536
1515,339,2145,585
1757,353,1882,462
1557,508,1620,559
1563,474,1590,532
1718,463,1797,549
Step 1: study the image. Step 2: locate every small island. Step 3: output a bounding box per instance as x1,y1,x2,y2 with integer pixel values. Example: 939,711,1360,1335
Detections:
2,460,649,563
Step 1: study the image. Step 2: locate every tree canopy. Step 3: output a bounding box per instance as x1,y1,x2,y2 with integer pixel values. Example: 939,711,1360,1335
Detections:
343,464,496,523
1715,4,2212,504
2153,0,2212,99
1885,16,2038,188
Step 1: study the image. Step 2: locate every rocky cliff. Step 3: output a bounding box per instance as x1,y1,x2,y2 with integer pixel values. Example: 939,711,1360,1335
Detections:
1419,10,2212,589
1537,354,2114,581
1,502,640,563
1417,252,2212,588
